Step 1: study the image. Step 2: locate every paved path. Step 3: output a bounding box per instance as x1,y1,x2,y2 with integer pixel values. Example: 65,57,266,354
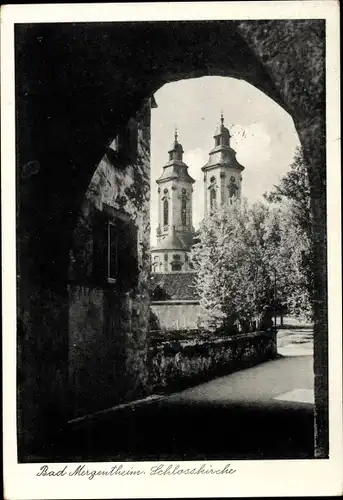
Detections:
277,327,313,357
41,341,314,463
165,354,314,407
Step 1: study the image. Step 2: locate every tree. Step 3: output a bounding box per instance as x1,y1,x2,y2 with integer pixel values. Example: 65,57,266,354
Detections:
192,147,315,333
264,147,314,319
191,200,283,333
264,146,312,233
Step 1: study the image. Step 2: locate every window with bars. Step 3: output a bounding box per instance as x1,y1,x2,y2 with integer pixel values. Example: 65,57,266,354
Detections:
92,207,138,290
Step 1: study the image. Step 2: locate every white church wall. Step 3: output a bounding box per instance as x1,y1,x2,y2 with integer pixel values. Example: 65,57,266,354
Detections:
151,250,191,273
151,301,202,330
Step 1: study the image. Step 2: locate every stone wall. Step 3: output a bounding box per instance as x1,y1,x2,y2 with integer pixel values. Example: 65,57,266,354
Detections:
17,99,152,458
67,100,152,419
149,330,277,393
236,21,327,456
17,284,69,458
151,301,201,330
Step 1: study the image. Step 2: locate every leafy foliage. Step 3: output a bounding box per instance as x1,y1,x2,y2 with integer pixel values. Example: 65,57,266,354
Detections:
263,146,313,241
264,147,314,318
191,194,313,333
190,148,314,334
191,201,278,333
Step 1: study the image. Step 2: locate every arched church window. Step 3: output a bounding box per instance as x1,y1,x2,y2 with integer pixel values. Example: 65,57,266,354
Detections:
209,176,217,211
181,196,187,226
228,176,238,199
210,187,217,210
163,198,169,226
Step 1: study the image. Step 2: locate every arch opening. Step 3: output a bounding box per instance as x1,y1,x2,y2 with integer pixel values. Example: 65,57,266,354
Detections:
15,21,327,461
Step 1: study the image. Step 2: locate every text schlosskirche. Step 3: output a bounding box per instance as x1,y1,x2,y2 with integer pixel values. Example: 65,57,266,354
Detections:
36,463,236,480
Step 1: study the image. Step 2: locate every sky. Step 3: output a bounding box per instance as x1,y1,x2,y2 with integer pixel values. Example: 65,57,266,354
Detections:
150,76,300,245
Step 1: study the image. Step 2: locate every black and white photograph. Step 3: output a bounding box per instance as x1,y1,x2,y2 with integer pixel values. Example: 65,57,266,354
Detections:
2,2,342,498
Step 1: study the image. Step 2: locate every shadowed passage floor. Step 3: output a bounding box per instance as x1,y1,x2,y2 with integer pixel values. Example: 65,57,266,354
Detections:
42,353,314,462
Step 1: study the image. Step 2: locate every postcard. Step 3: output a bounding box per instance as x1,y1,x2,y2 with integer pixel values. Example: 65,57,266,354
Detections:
1,2,342,498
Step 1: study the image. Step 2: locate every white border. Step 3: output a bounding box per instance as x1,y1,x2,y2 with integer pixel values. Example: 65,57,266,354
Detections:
2,2,342,498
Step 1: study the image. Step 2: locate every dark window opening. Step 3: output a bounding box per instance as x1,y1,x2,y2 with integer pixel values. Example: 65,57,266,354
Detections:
228,176,239,198
106,121,138,167
171,261,183,271
163,199,169,226
152,284,170,301
210,188,217,210
108,218,138,290
92,207,138,291
181,196,187,226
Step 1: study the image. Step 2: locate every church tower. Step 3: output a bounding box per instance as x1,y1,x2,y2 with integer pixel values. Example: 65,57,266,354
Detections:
151,130,195,273
202,113,245,215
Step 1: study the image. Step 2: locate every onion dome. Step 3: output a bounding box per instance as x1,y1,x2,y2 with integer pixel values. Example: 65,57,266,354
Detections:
213,112,231,147
168,129,184,161
157,128,195,184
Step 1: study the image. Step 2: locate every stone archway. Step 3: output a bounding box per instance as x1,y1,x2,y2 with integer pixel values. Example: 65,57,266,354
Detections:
16,20,327,459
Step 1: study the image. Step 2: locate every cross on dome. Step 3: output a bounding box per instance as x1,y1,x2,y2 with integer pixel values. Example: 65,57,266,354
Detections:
168,127,184,161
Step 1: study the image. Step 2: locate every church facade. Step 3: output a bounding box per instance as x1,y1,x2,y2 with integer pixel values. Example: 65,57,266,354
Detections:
202,113,245,215
150,115,245,330
150,130,196,273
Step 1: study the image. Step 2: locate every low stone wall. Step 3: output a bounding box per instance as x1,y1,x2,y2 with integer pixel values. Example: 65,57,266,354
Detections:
149,330,278,393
